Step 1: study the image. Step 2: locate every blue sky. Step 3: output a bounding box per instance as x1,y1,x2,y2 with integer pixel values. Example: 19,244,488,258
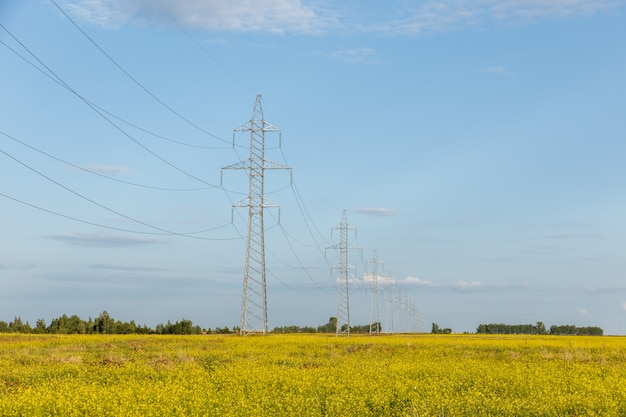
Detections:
1,0,626,334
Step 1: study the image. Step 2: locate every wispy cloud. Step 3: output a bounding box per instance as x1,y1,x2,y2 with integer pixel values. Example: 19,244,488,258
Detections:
89,263,169,272
453,279,534,292
81,164,131,175
46,233,163,247
361,273,394,287
61,0,621,35
578,308,589,315
369,0,622,35
587,286,626,294
357,274,530,292
62,0,331,34
0,260,34,270
546,232,600,239
37,272,211,293
355,207,399,217
61,0,141,28
488,0,621,20
454,280,484,291
482,66,516,77
361,274,439,288
329,48,379,64
622,301,626,311
401,276,440,287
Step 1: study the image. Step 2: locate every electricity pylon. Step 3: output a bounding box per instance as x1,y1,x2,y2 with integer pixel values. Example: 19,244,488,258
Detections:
385,277,395,334
327,210,359,337
222,95,291,336
368,251,384,335
396,287,405,333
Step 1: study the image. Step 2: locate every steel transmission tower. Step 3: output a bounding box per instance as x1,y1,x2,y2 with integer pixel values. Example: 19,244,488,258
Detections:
327,210,359,337
396,287,405,333
222,95,291,336
368,251,384,335
385,278,395,334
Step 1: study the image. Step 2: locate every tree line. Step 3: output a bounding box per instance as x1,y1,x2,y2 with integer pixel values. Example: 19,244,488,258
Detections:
431,323,452,334
476,322,603,336
0,313,604,336
272,317,382,334
0,313,381,335
0,312,208,335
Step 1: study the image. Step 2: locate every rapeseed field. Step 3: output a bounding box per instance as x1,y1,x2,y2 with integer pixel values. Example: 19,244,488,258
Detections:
1,333,625,416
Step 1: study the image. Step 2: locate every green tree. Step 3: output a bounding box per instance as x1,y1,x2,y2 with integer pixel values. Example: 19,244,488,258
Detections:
9,316,31,333
536,321,547,335
34,319,47,334
94,311,114,334
317,317,338,333
328,317,337,332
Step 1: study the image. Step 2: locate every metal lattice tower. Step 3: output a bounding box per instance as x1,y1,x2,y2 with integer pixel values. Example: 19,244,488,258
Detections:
327,210,358,337
385,278,395,334
396,287,405,333
368,251,384,335
222,95,290,336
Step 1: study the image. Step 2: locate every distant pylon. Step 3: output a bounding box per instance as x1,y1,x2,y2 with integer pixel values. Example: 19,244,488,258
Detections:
385,277,395,334
327,210,359,337
396,287,405,333
368,251,384,335
222,95,291,336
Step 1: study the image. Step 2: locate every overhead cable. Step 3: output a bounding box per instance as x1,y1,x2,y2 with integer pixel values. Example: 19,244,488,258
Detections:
0,147,239,240
49,0,230,145
0,38,228,151
0,129,213,192
0,23,229,190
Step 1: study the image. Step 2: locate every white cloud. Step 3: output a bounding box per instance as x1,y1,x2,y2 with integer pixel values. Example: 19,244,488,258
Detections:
371,0,622,35
454,280,483,291
61,0,143,28
578,308,589,315
82,163,130,175
361,274,439,288
63,0,329,34
329,48,379,64
488,0,620,20
360,273,394,287
400,276,439,287
61,0,622,35
622,302,626,312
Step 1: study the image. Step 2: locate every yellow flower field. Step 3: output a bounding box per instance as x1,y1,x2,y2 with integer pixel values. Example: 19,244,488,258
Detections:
1,333,625,416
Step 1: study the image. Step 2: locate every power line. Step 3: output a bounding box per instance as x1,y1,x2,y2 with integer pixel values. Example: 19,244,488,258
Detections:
221,95,291,335
368,251,383,335
0,23,226,190
289,181,332,247
265,211,334,295
0,38,229,151
0,147,238,240
0,191,237,240
49,0,230,145
326,209,360,337
153,0,255,95
1,22,254,244
279,142,331,241
0,129,213,192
